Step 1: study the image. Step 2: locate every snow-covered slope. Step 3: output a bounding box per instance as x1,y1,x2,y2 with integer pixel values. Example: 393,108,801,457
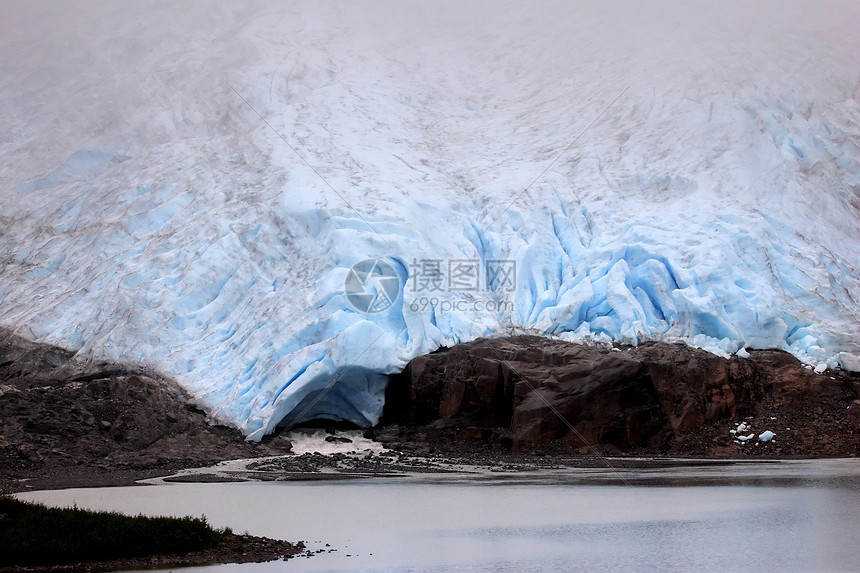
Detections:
1,1,858,439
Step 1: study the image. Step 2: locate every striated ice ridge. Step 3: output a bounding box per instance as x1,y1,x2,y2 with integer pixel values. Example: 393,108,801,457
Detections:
0,1,858,439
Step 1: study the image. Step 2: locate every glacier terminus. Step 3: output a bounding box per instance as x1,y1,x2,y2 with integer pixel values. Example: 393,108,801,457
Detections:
0,1,858,439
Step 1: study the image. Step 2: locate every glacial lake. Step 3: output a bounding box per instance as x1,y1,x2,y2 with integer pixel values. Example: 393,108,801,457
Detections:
16,459,860,572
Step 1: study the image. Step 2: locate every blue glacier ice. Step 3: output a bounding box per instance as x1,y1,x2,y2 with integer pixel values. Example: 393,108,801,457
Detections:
0,1,858,439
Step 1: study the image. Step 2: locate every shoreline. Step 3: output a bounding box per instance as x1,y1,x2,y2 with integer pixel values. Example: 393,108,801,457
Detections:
7,444,857,495
0,533,308,573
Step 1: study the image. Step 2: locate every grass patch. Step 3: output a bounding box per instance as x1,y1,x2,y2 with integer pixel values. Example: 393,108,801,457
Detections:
0,495,232,567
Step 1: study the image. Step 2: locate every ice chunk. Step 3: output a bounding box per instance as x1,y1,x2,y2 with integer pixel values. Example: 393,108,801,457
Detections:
814,363,827,374
736,347,751,359
839,352,860,372
737,433,755,442
758,430,775,442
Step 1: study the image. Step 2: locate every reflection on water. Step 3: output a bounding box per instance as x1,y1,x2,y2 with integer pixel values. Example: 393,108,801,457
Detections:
17,459,860,572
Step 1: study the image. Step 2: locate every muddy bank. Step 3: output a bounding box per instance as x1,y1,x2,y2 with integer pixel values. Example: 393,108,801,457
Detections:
0,533,308,573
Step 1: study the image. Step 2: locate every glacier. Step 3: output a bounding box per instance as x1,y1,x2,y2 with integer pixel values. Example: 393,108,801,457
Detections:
0,1,858,440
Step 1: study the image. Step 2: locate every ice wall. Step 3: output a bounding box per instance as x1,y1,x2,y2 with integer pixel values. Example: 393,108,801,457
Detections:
0,1,858,438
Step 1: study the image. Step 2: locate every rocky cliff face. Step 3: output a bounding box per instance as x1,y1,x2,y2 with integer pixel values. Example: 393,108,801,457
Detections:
382,336,860,456
0,329,289,491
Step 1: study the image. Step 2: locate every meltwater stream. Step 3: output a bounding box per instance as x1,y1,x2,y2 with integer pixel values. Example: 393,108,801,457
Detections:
16,459,860,572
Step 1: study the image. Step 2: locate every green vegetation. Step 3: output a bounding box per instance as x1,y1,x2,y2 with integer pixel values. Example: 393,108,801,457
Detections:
0,495,232,567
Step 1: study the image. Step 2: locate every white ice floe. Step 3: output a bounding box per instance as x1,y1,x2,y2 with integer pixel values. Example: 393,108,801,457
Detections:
758,430,775,442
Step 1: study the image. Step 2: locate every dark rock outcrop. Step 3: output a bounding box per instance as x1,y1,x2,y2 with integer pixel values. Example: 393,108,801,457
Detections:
382,336,860,456
0,328,290,490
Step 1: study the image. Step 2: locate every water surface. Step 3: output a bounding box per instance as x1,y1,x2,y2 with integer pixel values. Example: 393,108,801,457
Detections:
17,459,860,572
